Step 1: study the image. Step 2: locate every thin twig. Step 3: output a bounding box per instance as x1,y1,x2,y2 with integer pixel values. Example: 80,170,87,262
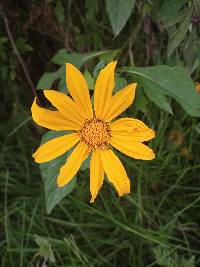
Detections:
2,12,37,98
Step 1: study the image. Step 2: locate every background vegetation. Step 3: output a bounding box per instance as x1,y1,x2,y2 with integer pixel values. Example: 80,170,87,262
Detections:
0,0,200,266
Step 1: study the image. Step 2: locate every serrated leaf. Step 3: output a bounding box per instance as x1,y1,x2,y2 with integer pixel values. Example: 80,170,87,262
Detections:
40,131,77,214
167,9,192,56
125,65,200,117
106,0,135,37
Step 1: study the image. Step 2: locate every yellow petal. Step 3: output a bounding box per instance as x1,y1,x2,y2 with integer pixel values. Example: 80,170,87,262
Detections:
33,133,80,163
195,82,200,93
110,118,155,142
44,90,85,126
31,98,80,131
100,149,130,196
57,142,91,187
94,61,117,119
102,83,137,122
65,63,93,119
90,149,104,203
110,138,155,160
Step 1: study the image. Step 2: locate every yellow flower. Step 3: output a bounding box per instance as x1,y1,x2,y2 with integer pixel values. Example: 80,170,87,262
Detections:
31,62,155,202
195,82,200,93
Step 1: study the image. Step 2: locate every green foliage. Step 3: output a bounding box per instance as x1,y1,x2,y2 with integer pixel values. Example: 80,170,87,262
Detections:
0,37,8,60
16,37,33,55
35,235,55,263
40,131,77,214
114,74,127,92
167,9,192,56
93,60,107,81
151,0,188,23
125,65,200,116
153,247,195,267
54,0,65,24
85,0,98,21
37,49,112,90
37,69,62,89
106,0,135,37
84,70,95,90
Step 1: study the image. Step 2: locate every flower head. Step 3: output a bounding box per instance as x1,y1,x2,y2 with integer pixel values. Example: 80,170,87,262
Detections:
32,62,155,202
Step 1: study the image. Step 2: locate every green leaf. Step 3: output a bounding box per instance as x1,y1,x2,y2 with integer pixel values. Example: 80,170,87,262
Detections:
51,49,111,67
99,49,120,63
134,87,148,113
183,29,200,73
37,68,64,89
84,70,94,90
16,37,33,55
40,131,76,214
58,76,67,93
143,79,173,114
151,0,188,23
125,65,200,117
35,235,55,263
51,50,85,66
164,9,189,28
93,60,107,81
80,154,91,171
114,74,127,93
106,0,135,37
38,50,112,90
167,9,192,56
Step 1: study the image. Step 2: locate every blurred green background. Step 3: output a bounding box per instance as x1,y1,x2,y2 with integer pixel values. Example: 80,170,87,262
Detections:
0,0,200,266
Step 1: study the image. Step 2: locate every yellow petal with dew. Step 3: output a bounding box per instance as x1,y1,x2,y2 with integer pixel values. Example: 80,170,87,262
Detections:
90,149,104,203
111,118,155,142
102,83,137,122
100,149,130,196
57,142,91,187
110,138,155,160
33,133,80,163
65,63,93,119
94,61,117,119
44,90,85,126
31,98,80,131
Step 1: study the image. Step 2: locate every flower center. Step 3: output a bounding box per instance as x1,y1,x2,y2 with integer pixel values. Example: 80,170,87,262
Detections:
80,118,110,148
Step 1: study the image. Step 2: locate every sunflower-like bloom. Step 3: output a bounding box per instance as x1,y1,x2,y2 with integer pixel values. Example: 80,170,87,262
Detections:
32,62,155,202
